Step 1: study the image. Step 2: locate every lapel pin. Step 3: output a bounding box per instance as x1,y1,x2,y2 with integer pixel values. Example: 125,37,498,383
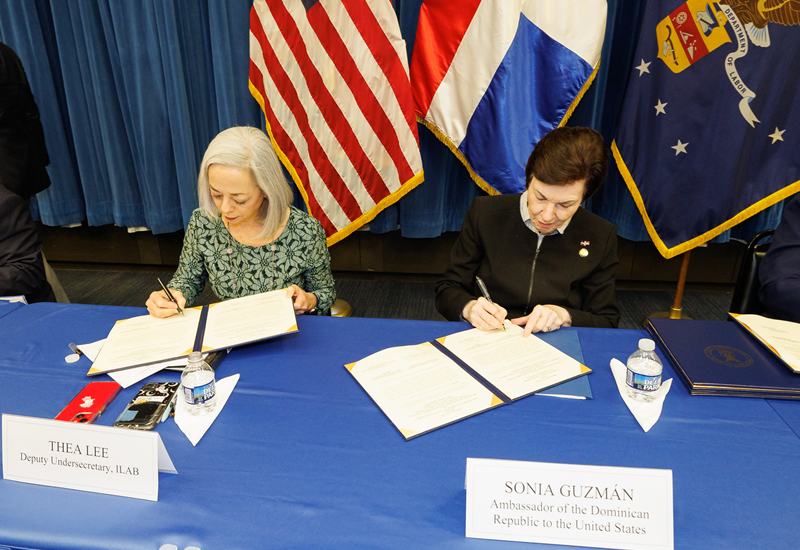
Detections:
579,248,589,257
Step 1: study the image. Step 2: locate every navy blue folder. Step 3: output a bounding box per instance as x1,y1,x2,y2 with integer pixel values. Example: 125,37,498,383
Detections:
536,329,592,399
646,317,800,399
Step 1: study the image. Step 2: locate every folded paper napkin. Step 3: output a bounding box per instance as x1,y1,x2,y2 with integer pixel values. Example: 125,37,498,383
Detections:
174,374,240,446
609,359,672,433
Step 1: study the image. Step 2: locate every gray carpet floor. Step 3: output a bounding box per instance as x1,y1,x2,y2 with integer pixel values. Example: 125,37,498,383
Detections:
52,269,733,330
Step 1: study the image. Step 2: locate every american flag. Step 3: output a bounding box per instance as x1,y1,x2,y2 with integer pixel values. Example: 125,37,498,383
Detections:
249,0,424,245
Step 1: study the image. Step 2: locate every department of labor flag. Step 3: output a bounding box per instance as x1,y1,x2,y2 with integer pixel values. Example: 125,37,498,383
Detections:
411,0,607,195
612,0,800,259
249,0,424,245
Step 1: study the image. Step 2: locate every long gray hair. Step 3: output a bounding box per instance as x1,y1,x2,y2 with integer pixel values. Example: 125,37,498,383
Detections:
197,126,293,241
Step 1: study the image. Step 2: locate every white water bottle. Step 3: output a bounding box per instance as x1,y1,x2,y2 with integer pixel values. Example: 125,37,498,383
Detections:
181,352,217,416
625,339,662,402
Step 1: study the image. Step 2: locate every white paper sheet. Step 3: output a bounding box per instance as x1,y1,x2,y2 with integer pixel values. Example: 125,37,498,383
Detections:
78,339,191,388
438,322,588,400
201,290,296,350
347,343,500,439
734,314,800,372
89,309,202,374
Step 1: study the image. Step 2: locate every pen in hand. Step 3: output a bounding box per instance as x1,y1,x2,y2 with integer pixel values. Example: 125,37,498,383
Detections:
157,278,185,318
475,276,506,331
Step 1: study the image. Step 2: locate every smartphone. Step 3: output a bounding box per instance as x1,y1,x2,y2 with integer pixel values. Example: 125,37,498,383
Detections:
113,382,179,431
55,381,122,424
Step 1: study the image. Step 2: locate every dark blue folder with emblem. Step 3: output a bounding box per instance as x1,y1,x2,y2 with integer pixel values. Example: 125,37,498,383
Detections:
646,317,800,400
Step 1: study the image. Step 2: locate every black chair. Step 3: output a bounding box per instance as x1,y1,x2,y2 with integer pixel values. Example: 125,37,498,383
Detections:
729,229,774,314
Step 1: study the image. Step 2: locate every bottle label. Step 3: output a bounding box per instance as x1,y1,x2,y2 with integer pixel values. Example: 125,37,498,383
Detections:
625,370,661,393
183,380,216,405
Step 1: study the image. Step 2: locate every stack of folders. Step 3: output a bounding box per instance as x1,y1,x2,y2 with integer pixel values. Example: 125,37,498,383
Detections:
646,317,800,400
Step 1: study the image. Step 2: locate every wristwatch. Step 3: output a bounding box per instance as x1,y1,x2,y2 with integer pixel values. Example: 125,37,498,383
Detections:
307,292,318,314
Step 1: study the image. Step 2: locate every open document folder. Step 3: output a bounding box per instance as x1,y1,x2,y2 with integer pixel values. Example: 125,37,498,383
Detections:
730,313,800,373
345,322,591,440
88,290,297,375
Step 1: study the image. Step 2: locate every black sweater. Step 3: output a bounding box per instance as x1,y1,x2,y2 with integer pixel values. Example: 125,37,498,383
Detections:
435,194,620,328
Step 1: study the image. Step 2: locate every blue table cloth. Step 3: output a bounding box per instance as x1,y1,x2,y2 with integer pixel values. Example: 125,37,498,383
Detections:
0,302,799,549
0,298,24,319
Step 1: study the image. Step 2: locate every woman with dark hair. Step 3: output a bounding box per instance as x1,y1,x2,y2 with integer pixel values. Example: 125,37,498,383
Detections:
435,126,620,335
146,126,335,317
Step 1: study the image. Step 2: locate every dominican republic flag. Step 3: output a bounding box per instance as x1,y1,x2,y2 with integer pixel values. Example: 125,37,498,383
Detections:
613,0,800,259
249,0,424,245
411,0,607,195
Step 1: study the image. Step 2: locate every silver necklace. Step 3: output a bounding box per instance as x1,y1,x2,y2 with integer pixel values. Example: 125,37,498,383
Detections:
225,227,276,298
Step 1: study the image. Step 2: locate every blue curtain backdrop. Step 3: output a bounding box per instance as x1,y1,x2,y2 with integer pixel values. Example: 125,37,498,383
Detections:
0,0,784,242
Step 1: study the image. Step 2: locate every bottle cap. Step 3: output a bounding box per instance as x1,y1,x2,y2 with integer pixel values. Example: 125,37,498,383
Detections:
638,338,656,351
187,351,203,362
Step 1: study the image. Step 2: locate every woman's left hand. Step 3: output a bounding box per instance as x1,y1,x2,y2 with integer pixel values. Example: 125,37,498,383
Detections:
511,304,572,337
286,284,317,314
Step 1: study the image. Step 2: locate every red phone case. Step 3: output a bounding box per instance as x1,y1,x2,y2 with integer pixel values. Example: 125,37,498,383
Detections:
55,381,122,424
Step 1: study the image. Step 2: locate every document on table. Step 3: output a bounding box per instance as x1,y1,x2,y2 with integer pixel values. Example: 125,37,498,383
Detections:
346,343,503,440
345,322,590,439
88,290,297,375
89,309,202,375
78,339,191,388
437,322,591,400
730,313,800,373
202,290,296,350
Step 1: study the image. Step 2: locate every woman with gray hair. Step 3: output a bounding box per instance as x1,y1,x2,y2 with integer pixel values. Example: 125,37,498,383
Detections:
146,126,335,317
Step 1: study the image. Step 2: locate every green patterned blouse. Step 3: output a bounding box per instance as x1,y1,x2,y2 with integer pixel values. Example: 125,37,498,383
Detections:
168,207,335,315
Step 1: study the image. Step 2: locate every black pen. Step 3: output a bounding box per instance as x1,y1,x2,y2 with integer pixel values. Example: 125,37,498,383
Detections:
157,278,185,317
475,276,506,331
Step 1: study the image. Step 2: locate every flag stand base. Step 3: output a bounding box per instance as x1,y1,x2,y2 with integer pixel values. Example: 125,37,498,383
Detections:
649,308,692,320
643,251,693,327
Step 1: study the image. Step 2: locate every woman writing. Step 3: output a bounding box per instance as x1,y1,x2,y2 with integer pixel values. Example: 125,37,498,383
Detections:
147,126,335,317
435,126,619,335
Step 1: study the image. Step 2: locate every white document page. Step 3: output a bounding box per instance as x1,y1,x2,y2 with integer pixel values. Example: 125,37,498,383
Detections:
438,322,589,400
735,314,800,372
78,339,188,388
201,289,297,350
109,357,191,388
347,343,501,439
89,308,202,375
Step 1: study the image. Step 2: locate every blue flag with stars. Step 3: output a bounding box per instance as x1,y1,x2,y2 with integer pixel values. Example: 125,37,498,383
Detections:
612,0,800,259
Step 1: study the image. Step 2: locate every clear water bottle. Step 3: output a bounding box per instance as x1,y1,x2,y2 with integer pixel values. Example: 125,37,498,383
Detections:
181,352,217,416
625,338,662,402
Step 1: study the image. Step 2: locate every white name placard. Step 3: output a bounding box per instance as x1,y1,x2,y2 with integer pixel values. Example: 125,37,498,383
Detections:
2,414,177,501
466,458,673,550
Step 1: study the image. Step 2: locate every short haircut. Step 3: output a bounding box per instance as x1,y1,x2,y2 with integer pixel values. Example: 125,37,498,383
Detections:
198,126,293,241
525,126,609,200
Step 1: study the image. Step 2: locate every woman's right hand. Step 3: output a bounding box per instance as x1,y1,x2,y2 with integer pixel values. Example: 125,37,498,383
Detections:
146,289,186,318
462,297,507,331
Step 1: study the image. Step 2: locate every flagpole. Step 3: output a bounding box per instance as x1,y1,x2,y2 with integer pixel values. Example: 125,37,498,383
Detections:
646,250,692,325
